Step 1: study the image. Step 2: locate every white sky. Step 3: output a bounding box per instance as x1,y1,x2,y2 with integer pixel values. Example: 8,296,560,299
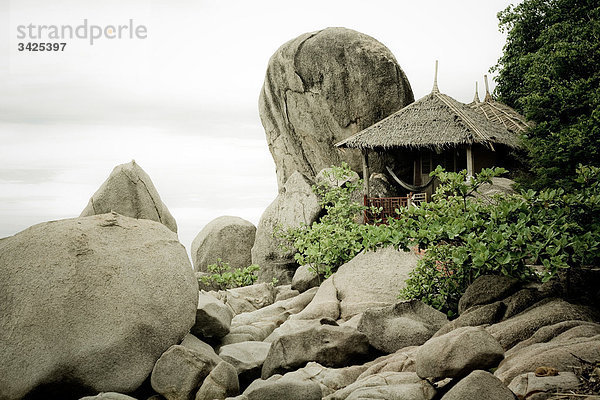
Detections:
0,0,520,253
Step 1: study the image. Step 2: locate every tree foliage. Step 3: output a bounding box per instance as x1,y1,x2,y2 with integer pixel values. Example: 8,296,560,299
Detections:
493,0,600,190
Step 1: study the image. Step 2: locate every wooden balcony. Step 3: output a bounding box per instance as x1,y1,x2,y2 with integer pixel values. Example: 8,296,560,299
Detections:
363,193,427,224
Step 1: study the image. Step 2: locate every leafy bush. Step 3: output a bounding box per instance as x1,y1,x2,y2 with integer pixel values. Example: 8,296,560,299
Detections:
277,162,600,316
199,259,260,290
383,165,600,315
277,163,368,278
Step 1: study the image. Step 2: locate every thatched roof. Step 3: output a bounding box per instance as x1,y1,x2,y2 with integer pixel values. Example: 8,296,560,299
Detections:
470,75,531,134
336,67,521,151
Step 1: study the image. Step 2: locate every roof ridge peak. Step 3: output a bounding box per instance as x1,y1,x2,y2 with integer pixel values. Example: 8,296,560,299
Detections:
472,81,481,104
432,60,440,94
484,75,493,102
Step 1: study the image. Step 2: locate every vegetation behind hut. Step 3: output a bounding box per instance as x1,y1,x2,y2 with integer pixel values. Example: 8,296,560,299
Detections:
493,0,600,191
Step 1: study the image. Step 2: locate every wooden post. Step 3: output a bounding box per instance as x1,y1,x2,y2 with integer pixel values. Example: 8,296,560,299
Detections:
466,145,474,177
362,149,370,197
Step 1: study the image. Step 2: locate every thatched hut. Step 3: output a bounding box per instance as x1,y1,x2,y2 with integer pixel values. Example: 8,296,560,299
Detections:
336,62,524,212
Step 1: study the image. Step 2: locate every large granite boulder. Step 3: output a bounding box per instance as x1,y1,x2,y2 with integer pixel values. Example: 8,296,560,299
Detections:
195,360,239,400
251,172,321,283
416,326,505,380
262,321,370,379
486,298,599,350
218,341,272,386
358,300,448,353
315,168,360,189
80,160,177,233
291,264,321,293
458,275,521,314
179,334,223,366
324,371,435,400
508,371,580,400
191,293,234,341
259,27,414,189
0,213,198,400
223,288,318,345
357,346,420,378
474,177,517,199
242,374,322,400
292,247,418,321
150,344,219,400
79,394,137,400
191,216,256,272
494,321,600,384
440,370,515,400
211,283,277,316
282,362,372,398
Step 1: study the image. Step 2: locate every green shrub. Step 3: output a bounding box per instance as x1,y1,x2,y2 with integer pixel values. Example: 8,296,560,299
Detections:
390,165,600,315
277,163,368,279
199,259,260,290
277,162,600,316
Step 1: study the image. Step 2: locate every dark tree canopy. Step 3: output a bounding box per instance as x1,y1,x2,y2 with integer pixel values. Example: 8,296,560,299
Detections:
493,0,600,190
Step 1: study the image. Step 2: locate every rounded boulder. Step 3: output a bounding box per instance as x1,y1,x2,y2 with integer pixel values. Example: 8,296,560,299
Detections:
0,213,198,399
191,216,256,272
259,27,414,189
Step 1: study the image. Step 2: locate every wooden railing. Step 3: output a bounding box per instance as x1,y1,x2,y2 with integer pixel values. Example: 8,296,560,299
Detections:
364,193,427,224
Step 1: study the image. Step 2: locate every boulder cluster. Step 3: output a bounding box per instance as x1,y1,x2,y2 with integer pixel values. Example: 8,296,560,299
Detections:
3,197,599,400
1,27,599,400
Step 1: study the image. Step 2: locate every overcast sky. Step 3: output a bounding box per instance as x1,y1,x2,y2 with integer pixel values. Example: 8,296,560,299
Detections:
0,0,520,252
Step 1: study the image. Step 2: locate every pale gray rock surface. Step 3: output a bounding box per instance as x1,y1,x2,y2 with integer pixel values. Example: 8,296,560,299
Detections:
180,334,223,366
292,247,418,321
291,264,321,293
211,283,277,316
223,287,318,345
151,345,218,400
495,325,600,384
416,326,505,380
487,298,599,350
195,361,240,400
191,216,256,272
80,160,177,233
324,371,435,400
458,275,521,314
0,213,197,400
435,301,507,337
508,320,600,354
251,171,321,284
259,27,414,189
79,394,137,400
440,370,515,400
315,168,360,189
358,300,448,353
242,374,322,400
218,341,272,385
357,346,419,378
475,177,517,198
273,284,299,302
501,288,541,320
368,173,399,198
508,371,580,399
281,362,370,398
192,292,234,340
262,321,370,379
